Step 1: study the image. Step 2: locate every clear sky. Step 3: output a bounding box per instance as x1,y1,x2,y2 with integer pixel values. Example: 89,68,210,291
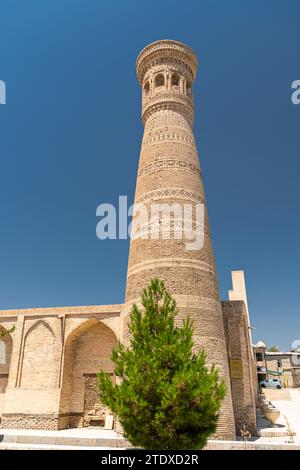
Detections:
0,0,299,350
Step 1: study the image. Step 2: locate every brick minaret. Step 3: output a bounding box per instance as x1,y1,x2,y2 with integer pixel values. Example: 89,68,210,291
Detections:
122,40,235,439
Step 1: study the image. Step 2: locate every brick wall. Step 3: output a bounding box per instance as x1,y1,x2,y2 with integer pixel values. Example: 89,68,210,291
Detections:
222,300,257,435
266,354,300,387
0,307,121,430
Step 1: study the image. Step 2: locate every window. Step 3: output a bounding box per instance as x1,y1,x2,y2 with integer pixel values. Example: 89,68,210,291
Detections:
171,73,180,88
154,74,165,88
0,340,5,365
277,359,282,368
256,352,263,361
186,80,192,96
144,81,150,95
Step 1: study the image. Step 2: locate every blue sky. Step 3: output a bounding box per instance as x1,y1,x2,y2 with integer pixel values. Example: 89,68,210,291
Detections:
0,0,299,350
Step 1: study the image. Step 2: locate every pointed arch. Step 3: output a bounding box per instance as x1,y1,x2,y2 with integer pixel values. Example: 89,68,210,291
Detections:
171,72,180,88
154,73,165,89
143,81,150,95
20,320,56,389
186,80,192,96
0,324,13,367
24,319,55,342
0,325,13,416
0,340,5,365
60,319,117,428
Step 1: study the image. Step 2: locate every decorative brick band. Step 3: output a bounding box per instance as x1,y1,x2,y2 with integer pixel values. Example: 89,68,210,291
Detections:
127,257,215,277
136,40,197,84
138,158,200,178
136,187,204,204
130,217,208,241
142,102,194,126
122,294,222,315
142,132,195,149
142,91,193,117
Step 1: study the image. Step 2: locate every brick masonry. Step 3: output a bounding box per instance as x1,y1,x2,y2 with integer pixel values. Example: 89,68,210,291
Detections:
0,40,258,440
265,354,300,388
222,300,257,435
123,40,236,439
1,414,61,430
0,307,121,430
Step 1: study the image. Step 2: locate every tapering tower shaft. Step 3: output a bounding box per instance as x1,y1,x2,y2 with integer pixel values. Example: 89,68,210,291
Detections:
123,40,235,439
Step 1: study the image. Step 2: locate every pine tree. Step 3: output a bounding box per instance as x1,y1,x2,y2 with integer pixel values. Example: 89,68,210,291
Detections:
98,278,226,450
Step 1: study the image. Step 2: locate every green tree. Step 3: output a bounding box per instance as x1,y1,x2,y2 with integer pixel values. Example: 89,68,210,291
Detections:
0,326,15,337
267,346,280,352
98,278,225,450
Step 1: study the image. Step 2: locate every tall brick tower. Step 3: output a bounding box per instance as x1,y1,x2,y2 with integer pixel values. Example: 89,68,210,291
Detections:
122,40,235,439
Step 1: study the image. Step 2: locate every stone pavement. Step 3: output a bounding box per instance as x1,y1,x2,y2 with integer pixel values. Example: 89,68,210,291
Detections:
255,388,300,444
1,389,300,450
0,427,127,450
0,443,124,450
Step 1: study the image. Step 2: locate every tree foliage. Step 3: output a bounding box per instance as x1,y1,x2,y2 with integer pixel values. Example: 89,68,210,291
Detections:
267,345,280,352
98,278,225,450
0,326,15,337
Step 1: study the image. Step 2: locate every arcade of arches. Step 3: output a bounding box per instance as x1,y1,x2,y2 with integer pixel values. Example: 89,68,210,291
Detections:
0,305,121,430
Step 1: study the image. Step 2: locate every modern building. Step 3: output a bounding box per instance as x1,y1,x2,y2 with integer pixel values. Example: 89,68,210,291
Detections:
254,341,300,388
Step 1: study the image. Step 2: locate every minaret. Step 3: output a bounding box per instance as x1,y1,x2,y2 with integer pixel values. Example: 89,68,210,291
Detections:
122,40,235,439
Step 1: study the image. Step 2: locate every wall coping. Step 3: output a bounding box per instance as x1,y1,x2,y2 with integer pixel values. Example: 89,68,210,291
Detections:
0,304,124,318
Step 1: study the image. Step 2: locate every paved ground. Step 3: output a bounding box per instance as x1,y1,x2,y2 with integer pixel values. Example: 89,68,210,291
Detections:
0,427,127,450
1,390,300,449
255,388,300,444
0,442,124,450
0,427,121,439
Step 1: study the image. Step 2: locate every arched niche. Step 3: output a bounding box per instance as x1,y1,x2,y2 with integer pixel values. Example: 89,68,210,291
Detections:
20,320,56,389
0,326,13,417
154,73,165,90
60,319,117,428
